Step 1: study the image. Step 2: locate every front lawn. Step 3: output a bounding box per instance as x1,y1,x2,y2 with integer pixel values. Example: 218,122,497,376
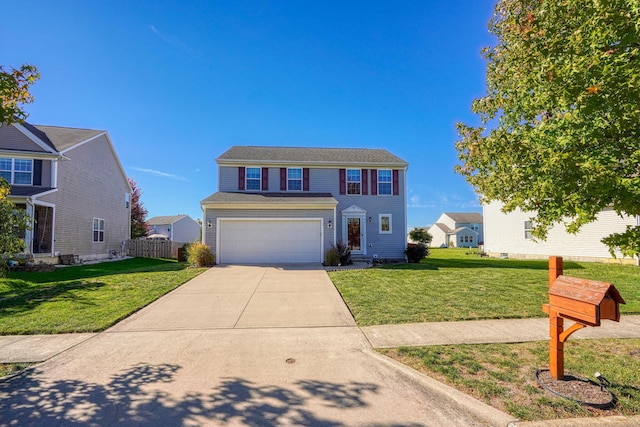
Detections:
329,248,640,326
382,338,640,421
0,258,206,335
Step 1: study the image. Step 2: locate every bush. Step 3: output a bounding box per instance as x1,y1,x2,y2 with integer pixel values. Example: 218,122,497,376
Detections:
186,242,215,267
330,239,352,266
405,243,429,263
324,249,339,266
409,228,433,246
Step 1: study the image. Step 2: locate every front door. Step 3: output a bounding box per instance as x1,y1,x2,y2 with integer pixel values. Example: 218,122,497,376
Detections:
347,218,361,251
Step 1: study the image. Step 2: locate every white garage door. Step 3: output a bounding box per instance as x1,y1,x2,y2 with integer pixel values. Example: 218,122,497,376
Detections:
218,219,322,264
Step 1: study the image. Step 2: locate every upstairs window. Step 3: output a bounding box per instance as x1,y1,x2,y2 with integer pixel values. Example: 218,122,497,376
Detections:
0,158,33,185
245,167,261,191
93,218,105,243
287,168,302,191
378,170,392,195
346,169,361,195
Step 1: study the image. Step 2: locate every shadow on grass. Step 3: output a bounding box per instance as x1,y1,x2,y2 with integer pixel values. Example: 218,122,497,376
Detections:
0,280,106,316
7,258,188,284
383,257,584,271
0,363,390,426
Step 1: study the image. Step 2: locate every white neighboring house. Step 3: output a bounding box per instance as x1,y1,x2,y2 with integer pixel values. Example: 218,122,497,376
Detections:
483,200,639,263
147,215,201,243
427,212,483,248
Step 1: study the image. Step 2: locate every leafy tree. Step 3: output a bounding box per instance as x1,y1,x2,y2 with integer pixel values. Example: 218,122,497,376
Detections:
455,0,640,258
129,178,149,239
1,64,40,125
409,228,433,246
0,180,28,276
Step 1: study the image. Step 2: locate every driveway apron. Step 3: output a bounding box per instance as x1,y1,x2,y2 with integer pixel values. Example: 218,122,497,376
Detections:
0,265,512,426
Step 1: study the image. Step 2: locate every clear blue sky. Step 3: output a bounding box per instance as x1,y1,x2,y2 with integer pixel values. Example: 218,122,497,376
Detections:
2,1,495,229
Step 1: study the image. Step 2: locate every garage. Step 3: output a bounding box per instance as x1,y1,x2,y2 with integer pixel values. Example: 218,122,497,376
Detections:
218,219,323,264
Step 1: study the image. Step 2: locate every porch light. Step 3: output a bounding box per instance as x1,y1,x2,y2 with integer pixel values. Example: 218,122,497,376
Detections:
368,216,373,223
207,220,212,228
327,220,332,229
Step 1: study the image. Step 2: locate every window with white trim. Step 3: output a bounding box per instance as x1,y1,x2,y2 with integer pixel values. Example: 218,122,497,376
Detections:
125,193,130,209
287,168,302,191
346,169,361,195
0,158,33,185
245,167,261,190
379,214,392,234
378,169,392,195
524,221,533,239
93,218,105,243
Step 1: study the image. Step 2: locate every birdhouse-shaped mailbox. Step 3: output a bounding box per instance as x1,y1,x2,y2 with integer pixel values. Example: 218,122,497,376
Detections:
547,275,625,327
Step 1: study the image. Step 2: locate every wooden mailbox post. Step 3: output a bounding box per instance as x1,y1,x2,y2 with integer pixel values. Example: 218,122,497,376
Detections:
542,256,625,380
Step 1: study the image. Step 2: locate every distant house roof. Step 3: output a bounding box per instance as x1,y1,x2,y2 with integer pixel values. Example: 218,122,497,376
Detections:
147,215,190,226
216,146,408,167
444,212,483,223
432,223,452,233
201,191,338,206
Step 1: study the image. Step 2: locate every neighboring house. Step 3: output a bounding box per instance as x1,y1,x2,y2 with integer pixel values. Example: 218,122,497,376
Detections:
483,200,639,263
201,146,408,264
427,212,483,248
147,215,201,242
0,122,131,263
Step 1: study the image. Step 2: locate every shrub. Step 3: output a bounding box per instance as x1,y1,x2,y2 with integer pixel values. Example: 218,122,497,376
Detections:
409,228,433,246
324,249,339,266
405,243,429,263
331,239,352,265
186,242,215,267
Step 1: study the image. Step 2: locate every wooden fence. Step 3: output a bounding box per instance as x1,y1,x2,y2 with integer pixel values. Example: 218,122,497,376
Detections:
125,240,186,260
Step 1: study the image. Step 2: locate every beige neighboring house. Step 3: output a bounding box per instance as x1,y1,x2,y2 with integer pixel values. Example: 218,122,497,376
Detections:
0,122,131,263
483,200,639,263
427,212,483,248
146,215,201,243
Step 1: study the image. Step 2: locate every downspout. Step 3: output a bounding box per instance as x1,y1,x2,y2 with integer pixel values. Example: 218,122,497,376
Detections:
25,197,34,255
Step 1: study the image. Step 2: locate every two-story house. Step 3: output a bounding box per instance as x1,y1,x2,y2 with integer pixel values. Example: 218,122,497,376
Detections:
427,212,483,248
147,215,201,242
0,122,131,263
201,146,408,264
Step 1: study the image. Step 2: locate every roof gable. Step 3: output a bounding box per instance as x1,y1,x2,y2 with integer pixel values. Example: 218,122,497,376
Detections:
444,212,483,224
216,146,408,167
147,215,188,225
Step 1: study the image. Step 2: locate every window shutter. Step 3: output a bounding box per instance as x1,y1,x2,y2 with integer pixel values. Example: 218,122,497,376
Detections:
33,159,42,186
370,169,377,195
262,167,269,191
339,169,346,195
361,168,368,195
303,168,310,191
280,168,286,191
393,170,399,195
238,167,245,190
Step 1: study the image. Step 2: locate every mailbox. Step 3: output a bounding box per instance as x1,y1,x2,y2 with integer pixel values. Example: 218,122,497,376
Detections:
547,275,625,327
543,256,626,380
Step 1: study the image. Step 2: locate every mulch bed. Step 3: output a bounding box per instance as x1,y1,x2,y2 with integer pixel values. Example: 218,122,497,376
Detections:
536,369,614,408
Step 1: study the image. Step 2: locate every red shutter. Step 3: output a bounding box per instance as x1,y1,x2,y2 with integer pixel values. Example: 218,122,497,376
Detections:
370,169,377,195
393,170,399,195
361,169,368,195
303,168,310,191
280,168,286,191
262,167,268,191
238,167,245,190
339,169,346,195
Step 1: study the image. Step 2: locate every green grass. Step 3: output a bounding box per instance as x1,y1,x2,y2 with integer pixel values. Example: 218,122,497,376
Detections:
0,258,206,335
381,338,640,420
329,248,640,326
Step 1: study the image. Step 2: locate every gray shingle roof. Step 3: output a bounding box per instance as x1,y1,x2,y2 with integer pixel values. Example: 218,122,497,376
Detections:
216,146,407,166
201,192,338,206
445,212,483,223
32,125,105,152
8,186,55,197
147,215,189,225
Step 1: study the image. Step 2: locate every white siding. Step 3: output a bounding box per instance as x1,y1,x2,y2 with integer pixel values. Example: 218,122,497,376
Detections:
483,200,636,261
428,225,448,248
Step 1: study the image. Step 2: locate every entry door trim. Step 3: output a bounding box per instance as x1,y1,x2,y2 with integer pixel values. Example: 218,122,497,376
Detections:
341,206,366,255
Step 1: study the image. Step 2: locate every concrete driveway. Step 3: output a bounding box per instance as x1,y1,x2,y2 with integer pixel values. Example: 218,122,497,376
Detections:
0,265,513,426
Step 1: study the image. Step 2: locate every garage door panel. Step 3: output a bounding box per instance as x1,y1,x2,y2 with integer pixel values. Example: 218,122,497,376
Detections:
219,220,322,264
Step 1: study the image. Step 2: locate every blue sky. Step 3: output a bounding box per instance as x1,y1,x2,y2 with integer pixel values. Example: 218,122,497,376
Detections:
2,1,495,229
